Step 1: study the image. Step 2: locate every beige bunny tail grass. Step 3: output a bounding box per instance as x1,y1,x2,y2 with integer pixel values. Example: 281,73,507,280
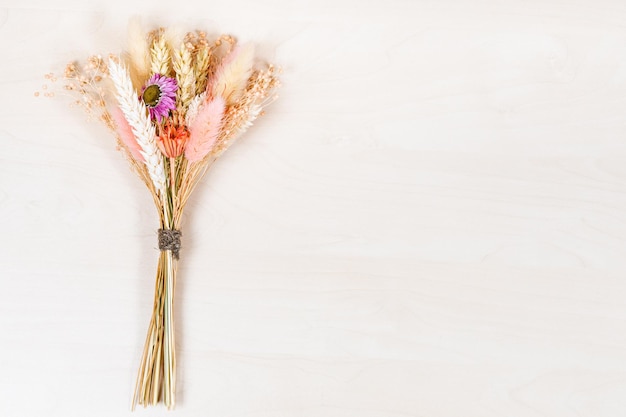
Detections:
163,25,185,53
126,17,151,90
209,43,255,105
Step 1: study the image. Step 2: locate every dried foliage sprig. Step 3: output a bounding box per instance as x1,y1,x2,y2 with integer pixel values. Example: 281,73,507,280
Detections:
41,21,280,410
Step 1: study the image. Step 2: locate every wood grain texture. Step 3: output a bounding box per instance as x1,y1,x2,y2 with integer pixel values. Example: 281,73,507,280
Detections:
1,0,626,416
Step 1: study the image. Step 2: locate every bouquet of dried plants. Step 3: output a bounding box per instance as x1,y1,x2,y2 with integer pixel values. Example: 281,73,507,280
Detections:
43,20,279,409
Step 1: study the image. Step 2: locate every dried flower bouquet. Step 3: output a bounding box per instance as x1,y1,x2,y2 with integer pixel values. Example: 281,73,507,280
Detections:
44,20,279,409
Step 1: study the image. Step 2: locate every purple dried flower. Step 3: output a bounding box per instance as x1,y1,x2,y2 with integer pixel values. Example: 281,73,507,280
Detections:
140,74,177,121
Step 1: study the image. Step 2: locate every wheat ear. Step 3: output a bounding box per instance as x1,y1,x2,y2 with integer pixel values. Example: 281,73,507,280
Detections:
108,59,166,194
150,34,170,76
194,45,211,95
173,44,194,115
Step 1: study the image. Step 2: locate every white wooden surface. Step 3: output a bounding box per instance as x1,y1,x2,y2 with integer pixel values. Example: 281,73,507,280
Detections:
2,1,626,416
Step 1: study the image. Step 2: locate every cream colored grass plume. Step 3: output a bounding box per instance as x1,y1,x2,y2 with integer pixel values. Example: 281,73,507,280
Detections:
126,18,151,90
210,43,255,105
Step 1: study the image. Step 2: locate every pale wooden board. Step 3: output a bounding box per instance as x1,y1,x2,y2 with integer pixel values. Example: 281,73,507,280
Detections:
1,1,626,416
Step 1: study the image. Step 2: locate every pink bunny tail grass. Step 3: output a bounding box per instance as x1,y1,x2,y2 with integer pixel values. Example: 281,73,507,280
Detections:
185,96,226,162
111,105,144,162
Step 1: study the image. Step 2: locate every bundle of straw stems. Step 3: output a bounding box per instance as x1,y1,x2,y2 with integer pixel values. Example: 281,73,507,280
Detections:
134,248,177,408
132,157,213,410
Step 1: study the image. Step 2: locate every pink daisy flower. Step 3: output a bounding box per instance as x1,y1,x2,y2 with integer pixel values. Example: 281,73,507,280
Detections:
140,74,177,121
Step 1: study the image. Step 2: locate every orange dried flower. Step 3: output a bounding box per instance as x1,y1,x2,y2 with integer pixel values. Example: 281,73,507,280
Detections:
157,122,189,158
